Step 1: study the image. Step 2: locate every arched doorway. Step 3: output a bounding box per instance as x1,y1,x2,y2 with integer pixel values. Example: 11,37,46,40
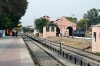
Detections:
67,27,73,36
56,27,60,36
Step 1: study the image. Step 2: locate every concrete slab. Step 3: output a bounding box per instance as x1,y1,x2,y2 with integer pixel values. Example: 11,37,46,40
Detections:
19,37,35,66
0,37,14,53
0,36,35,66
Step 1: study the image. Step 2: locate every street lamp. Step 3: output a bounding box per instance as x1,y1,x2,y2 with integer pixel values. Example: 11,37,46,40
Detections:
72,24,74,38
60,18,64,55
72,14,75,38
61,18,62,37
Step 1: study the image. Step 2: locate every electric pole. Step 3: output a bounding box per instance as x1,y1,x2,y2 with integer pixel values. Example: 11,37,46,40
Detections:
72,14,75,38
86,19,88,37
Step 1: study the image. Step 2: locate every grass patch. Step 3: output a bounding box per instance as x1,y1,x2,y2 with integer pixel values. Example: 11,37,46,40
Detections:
95,52,100,56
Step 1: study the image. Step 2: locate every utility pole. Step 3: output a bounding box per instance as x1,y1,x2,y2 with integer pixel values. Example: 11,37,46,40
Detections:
86,19,88,37
61,18,62,37
72,14,75,38
60,17,63,55
72,14,75,18
34,17,35,27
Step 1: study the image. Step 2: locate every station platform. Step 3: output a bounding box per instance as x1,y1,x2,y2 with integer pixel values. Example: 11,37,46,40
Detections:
0,36,35,66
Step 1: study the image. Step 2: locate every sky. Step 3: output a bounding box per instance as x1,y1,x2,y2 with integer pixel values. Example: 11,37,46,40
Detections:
20,0,100,27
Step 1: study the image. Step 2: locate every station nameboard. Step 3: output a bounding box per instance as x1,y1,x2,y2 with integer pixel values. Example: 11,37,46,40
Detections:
14,28,20,30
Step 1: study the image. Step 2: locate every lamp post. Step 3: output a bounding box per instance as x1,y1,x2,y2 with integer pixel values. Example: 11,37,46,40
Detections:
60,18,64,55
72,14,75,38
86,19,87,37
72,24,74,38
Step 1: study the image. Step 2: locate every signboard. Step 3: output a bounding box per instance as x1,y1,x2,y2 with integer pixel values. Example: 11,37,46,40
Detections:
0,30,2,33
0,30,2,37
2,30,5,37
14,28,20,30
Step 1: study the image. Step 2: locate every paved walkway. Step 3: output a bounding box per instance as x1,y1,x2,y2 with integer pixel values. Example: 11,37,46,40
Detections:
0,36,35,66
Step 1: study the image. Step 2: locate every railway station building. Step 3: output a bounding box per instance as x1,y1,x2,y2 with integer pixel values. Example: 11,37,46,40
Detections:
54,16,76,37
42,16,76,38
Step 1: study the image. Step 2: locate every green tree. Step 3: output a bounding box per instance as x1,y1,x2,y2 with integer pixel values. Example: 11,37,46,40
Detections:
66,17,77,22
21,27,30,32
0,0,28,29
48,21,57,27
98,16,100,23
77,19,86,30
1,17,12,29
83,8,100,27
34,18,49,33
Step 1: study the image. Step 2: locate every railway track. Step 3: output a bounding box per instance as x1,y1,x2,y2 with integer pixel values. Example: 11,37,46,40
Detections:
32,36,100,62
25,34,100,66
40,38,100,62
22,35,66,66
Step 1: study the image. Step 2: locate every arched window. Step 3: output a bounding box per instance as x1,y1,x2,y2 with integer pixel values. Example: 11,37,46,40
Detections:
46,27,49,32
94,32,96,42
51,27,54,32
99,33,100,38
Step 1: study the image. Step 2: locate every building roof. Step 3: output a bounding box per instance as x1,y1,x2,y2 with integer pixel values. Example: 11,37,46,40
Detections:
91,23,100,27
54,16,76,26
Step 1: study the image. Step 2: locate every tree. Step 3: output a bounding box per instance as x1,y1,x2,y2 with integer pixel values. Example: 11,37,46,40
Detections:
98,16,100,23
0,17,12,29
0,0,28,29
49,21,57,27
21,26,30,32
83,8,100,27
77,19,86,30
66,17,77,22
34,18,49,33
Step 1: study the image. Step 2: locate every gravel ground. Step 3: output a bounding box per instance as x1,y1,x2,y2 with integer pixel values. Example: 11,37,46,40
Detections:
38,37,100,66
26,36,78,66
24,34,99,66
24,37,63,66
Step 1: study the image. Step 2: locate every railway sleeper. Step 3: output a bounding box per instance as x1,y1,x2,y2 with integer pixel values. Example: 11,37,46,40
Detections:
26,35,100,66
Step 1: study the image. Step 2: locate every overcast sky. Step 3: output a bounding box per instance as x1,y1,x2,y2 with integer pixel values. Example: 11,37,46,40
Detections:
20,0,100,26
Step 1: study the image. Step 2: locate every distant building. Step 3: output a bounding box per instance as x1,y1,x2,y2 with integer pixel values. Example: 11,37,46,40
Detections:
33,28,39,36
28,26,34,33
28,26,34,29
92,24,100,52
